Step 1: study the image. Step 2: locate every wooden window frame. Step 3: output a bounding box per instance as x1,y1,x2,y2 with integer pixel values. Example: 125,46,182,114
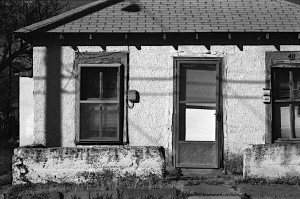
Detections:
272,68,300,142
266,51,300,143
76,63,124,145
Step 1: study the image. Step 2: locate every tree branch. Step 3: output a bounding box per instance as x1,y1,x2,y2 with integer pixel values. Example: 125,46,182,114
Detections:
0,45,32,73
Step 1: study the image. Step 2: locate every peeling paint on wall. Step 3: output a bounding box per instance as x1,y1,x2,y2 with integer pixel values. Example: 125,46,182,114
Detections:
244,144,300,179
12,146,165,185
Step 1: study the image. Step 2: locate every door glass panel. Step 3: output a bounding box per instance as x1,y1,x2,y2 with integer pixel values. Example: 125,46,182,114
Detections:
180,64,216,103
185,108,216,141
179,64,217,142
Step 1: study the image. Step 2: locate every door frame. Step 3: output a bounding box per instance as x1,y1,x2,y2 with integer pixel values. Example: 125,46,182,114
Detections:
173,57,223,168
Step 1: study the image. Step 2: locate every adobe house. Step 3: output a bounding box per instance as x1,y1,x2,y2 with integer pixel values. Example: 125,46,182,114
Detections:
14,0,300,184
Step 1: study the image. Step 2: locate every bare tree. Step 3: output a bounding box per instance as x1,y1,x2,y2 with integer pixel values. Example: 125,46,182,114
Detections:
0,0,69,140
0,0,69,73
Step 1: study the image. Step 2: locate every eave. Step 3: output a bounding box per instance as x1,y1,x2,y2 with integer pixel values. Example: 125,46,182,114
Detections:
18,32,300,51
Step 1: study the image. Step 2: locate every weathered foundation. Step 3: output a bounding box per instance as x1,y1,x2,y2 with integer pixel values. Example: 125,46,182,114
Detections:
12,146,165,185
243,144,300,179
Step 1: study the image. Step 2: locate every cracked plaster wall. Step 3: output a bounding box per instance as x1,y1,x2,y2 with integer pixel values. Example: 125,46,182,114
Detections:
12,146,165,185
20,45,300,162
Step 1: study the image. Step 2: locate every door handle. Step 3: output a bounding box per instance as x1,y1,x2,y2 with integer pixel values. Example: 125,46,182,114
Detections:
215,113,222,122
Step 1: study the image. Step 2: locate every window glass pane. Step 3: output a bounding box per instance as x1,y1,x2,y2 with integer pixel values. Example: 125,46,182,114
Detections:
294,105,300,138
275,70,289,89
180,64,216,103
274,104,290,138
293,70,300,100
81,68,100,99
80,103,119,140
102,69,118,99
274,70,290,99
273,104,300,139
81,67,118,100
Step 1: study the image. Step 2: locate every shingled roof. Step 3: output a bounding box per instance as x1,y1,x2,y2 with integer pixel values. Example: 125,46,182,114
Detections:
16,0,300,34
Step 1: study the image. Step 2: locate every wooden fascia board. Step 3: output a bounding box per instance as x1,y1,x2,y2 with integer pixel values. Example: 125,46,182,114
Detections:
19,32,300,47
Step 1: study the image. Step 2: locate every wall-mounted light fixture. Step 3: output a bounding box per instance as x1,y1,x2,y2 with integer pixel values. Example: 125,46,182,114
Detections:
127,90,140,109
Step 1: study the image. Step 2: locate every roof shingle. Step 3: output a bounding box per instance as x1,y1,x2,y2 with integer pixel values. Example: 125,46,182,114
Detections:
16,0,300,34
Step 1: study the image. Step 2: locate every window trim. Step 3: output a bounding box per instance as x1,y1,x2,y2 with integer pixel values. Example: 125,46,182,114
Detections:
272,67,300,142
76,63,124,145
266,51,300,143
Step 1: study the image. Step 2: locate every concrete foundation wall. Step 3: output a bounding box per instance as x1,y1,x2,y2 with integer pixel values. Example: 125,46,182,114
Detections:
23,45,300,162
12,146,165,185
244,144,300,179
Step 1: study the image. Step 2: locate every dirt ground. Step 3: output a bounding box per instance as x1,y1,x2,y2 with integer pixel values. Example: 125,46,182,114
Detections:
2,146,300,198
2,175,300,199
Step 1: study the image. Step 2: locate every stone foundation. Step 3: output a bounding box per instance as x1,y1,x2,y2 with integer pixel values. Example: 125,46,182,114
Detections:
243,144,300,179
12,146,165,185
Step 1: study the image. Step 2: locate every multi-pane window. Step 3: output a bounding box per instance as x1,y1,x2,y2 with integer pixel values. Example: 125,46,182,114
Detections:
79,64,123,143
272,68,300,141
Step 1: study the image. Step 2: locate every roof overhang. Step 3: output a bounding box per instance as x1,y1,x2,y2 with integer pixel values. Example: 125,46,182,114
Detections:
18,32,300,51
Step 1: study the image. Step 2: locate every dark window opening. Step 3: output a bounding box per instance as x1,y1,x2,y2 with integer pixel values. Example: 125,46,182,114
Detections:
272,68,300,141
79,64,123,144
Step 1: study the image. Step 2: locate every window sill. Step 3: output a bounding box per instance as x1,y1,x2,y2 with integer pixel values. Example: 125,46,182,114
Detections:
75,140,124,145
275,138,300,144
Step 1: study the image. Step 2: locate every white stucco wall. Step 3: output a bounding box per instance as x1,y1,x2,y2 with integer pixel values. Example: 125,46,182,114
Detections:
32,46,77,147
21,45,300,160
19,77,34,146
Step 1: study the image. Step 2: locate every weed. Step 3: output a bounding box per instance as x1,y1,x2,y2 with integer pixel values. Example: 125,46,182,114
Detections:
239,176,300,185
224,154,243,175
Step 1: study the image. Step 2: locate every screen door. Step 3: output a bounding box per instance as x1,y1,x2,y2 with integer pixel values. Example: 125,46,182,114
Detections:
174,59,222,168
